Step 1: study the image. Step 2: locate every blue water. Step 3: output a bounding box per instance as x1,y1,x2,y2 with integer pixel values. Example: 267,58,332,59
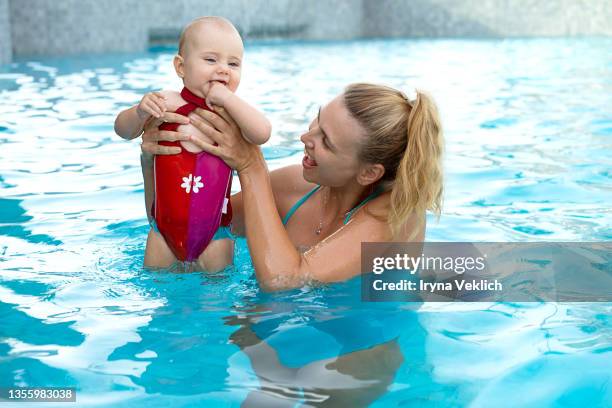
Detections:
1,38,611,406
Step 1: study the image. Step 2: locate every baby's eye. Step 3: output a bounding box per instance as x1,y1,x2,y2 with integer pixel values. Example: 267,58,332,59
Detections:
229,62,240,68
204,57,216,63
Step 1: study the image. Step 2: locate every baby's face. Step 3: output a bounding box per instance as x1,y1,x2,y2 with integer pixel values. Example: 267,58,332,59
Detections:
177,23,243,98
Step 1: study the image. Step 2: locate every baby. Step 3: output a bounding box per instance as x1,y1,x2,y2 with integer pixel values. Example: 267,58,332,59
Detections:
115,16,270,270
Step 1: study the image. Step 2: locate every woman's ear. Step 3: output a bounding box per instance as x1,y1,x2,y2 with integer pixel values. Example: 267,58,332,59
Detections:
357,163,385,186
173,55,185,78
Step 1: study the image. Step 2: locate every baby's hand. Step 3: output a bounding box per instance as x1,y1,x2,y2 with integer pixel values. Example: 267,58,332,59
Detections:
206,83,232,110
137,92,167,120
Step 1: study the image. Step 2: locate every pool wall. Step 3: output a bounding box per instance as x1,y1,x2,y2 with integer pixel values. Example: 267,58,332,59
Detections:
0,0,10,64
1,0,612,64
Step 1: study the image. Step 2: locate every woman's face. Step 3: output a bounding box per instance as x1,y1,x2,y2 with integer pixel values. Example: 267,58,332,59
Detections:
300,94,366,186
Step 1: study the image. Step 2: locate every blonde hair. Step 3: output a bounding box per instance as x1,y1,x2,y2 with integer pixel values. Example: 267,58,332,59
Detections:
178,16,240,56
343,83,444,240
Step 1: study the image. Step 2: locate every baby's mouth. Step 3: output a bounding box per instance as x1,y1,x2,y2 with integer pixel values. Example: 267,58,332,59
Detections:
210,79,228,87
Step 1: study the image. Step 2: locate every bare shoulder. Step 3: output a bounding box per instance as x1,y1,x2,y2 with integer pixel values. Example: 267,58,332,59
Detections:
346,191,392,238
158,89,179,99
352,191,424,241
345,191,423,240
158,90,183,111
270,164,315,215
270,164,313,197
228,164,311,238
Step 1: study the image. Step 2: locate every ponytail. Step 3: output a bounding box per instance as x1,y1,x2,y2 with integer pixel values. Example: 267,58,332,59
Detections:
390,91,443,239
344,84,444,240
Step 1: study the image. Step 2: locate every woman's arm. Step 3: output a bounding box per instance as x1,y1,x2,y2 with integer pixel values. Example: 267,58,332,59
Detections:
236,157,303,290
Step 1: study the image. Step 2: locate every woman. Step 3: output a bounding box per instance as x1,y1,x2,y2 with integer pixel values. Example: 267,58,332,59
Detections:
140,83,443,291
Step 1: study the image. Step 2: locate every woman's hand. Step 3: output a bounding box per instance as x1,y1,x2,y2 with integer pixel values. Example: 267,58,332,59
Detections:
188,107,263,174
140,112,191,157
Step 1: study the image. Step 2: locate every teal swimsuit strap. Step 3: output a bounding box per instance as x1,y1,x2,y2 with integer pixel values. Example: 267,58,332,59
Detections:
282,185,321,225
343,185,384,224
282,185,384,226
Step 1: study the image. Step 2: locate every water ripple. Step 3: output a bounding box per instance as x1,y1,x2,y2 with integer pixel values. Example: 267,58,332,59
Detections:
0,38,610,406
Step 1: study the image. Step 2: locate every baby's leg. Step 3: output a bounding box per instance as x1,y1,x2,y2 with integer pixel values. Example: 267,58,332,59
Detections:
144,227,176,268
197,238,234,272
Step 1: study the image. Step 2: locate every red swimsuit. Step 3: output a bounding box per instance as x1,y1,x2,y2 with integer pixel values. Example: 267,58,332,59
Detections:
153,87,233,261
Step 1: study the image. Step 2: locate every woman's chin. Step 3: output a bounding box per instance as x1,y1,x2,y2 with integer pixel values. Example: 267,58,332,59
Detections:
301,166,316,182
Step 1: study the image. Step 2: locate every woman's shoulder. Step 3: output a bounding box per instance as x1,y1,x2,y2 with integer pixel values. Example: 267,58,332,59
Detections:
357,188,390,221
349,190,424,241
270,164,316,212
270,165,314,196
345,190,391,236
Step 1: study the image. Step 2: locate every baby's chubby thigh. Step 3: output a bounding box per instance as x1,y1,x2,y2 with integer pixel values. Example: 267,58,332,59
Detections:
177,121,215,153
197,238,234,272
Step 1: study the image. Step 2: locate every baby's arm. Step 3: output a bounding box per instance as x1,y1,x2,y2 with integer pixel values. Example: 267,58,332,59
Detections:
114,92,168,139
207,84,271,145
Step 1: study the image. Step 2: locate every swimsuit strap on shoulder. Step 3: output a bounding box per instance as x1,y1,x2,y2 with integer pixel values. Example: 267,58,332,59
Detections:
282,185,321,226
282,184,384,226
343,185,384,224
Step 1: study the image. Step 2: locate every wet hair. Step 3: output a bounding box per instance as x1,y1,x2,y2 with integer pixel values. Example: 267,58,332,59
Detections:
178,16,241,56
343,83,444,239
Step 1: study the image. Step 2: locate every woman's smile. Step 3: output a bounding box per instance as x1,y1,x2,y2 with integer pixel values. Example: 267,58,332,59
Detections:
302,150,318,168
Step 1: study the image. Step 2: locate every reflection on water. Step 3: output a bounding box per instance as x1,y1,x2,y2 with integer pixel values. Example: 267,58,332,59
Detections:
0,38,611,406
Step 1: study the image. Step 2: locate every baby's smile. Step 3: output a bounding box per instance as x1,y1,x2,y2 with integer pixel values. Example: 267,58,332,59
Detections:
210,79,228,87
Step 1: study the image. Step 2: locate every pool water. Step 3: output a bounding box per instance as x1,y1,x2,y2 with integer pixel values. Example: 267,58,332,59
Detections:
1,38,611,406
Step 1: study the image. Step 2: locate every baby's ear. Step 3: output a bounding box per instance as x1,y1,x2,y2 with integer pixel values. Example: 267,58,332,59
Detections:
173,55,185,78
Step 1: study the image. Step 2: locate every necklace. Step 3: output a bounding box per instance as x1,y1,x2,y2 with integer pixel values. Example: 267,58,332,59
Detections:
315,187,328,235
315,187,351,235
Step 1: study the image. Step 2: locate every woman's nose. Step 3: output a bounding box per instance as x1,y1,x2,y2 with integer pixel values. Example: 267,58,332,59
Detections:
300,132,314,148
